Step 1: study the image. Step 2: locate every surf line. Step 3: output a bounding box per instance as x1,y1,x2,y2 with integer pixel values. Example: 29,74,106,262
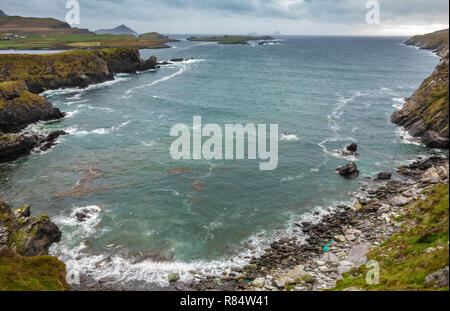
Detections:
169,116,279,171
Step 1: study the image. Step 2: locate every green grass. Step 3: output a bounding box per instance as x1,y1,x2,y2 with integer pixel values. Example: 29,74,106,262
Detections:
0,33,174,50
331,184,449,291
0,250,69,291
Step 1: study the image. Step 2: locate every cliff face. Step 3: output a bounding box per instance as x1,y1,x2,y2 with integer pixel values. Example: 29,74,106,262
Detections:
0,48,158,94
0,48,158,162
391,30,449,149
0,200,69,291
0,81,63,132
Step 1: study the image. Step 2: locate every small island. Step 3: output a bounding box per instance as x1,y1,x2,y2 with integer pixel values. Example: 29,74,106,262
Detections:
187,35,274,45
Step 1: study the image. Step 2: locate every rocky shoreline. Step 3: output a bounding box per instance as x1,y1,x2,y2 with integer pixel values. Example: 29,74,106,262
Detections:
74,154,448,292
163,155,447,292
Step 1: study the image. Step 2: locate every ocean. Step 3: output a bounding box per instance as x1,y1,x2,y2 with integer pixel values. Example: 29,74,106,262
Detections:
0,36,442,286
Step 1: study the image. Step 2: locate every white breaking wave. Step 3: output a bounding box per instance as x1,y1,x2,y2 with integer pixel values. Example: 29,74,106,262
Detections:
64,121,131,136
318,92,364,159
49,197,352,288
395,127,423,146
280,133,299,142
42,75,131,99
123,67,186,98
123,59,204,98
392,97,406,110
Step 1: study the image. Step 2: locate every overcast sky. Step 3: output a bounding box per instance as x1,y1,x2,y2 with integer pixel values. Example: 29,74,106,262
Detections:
2,0,449,36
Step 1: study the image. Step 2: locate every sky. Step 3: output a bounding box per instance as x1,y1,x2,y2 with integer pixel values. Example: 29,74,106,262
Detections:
1,0,449,36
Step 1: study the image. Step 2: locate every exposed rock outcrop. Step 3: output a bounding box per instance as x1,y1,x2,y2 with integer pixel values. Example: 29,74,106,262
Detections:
337,162,359,178
0,81,64,133
0,200,68,291
0,48,159,94
0,201,61,256
391,29,449,149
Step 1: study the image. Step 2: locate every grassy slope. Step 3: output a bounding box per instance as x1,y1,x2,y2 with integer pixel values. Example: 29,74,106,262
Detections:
0,250,69,291
331,184,449,291
406,29,449,54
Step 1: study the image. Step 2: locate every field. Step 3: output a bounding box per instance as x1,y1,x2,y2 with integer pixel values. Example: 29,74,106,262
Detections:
0,33,178,50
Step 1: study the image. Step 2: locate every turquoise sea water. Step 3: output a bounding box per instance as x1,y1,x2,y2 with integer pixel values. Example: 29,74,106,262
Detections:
0,36,441,285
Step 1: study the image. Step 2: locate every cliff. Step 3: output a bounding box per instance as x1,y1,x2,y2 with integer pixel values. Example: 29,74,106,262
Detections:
0,200,69,291
0,48,158,94
391,29,449,149
0,48,158,162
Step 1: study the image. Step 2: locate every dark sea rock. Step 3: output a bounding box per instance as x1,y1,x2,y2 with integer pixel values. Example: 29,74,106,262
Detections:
346,143,358,152
375,172,392,181
337,162,360,178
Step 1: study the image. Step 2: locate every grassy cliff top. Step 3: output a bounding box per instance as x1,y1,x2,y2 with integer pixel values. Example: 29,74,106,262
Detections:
0,250,69,291
0,49,111,83
406,29,449,55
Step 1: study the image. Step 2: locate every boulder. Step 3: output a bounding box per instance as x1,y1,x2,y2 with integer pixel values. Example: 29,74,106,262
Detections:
252,277,265,288
347,244,369,266
168,273,180,283
346,143,358,152
389,195,410,206
421,166,441,184
273,266,310,288
375,172,392,181
337,162,360,178
425,266,449,288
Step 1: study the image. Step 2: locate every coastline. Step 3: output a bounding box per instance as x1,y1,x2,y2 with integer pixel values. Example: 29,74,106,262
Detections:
1,34,449,291
71,34,449,292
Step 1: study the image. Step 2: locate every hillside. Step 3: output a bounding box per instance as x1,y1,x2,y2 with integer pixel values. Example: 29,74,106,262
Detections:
95,24,138,36
0,10,7,17
405,29,449,57
0,15,177,50
0,15,92,35
391,29,449,149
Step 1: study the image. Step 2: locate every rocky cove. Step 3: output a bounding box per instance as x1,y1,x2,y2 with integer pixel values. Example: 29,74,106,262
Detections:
0,33,449,291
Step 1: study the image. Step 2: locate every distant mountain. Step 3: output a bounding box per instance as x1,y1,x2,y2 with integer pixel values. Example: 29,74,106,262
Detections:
272,30,281,36
95,24,138,36
0,10,7,17
0,15,92,35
